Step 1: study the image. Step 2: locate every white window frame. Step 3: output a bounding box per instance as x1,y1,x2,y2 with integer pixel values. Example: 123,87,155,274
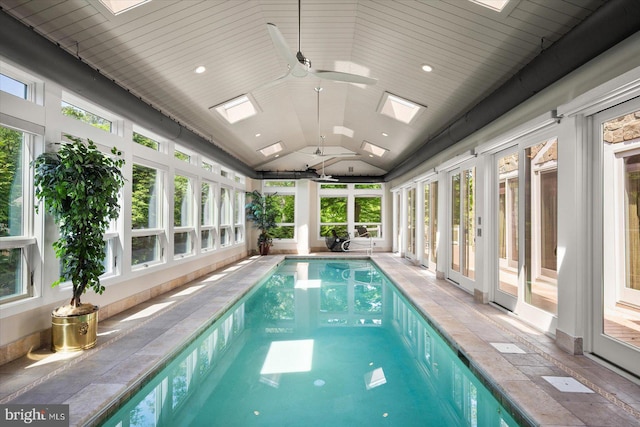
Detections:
605,136,640,307
61,91,124,136
0,60,44,105
131,160,167,269
263,181,297,241
234,189,244,244
200,179,218,251
318,183,385,240
219,186,233,247
173,171,196,259
0,126,39,304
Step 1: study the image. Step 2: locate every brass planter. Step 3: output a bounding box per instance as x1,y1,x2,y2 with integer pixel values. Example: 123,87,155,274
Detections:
51,306,98,352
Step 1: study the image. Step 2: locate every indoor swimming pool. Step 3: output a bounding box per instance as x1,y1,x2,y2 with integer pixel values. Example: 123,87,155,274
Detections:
100,258,526,426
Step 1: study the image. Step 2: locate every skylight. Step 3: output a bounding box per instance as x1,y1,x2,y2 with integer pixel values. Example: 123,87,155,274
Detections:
99,0,151,15
334,125,354,138
377,92,424,124
259,141,283,157
469,0,509,12
362,141,388,157
211,94,258,124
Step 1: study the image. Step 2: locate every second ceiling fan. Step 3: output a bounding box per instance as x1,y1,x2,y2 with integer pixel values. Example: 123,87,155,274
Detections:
266,0,377,86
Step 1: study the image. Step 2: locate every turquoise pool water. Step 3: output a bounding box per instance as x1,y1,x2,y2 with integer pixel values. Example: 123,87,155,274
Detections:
101,259,523,426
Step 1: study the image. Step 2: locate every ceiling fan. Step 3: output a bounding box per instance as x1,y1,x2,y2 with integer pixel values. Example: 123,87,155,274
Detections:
313,87,338,182
315,138,339,182
297,145,360,159
266,0,377,86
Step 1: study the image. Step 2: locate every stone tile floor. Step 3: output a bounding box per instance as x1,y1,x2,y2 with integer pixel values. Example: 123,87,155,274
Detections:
1,253,639,426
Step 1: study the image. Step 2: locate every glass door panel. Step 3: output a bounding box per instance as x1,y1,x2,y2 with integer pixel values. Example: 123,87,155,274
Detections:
623,153,640,304
449,168,475,292
430,182,439,266
451,173,461,273
423,183,431,265
523,139,558,315
406,187,416,259
422,181,439,270
463,168,475,279
593,101,640,377
495,149,518,309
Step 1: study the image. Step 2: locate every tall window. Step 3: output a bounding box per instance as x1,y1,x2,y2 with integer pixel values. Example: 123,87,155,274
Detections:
0,126,33,302
174,174,194,258
265,181,296,239
201,181,217,250
220,187,232,246
320,196,348,237
131,163,164,267
355,196,381,238
234,190,244,243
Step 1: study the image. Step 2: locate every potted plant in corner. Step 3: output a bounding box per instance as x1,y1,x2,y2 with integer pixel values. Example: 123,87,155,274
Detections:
245,189,278,255
33,135,125,352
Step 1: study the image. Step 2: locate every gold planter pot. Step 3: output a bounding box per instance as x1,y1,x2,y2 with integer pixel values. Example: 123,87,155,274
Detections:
51,306,99,352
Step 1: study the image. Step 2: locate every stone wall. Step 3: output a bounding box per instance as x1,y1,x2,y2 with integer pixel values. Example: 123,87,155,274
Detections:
603,110,640,143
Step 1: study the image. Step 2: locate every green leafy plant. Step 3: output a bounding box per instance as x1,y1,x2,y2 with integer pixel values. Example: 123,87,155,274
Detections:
33,135,125,311
245,190,278,254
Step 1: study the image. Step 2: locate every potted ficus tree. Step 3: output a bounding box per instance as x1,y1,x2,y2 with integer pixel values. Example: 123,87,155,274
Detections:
245,190,278,255
33,135,125,352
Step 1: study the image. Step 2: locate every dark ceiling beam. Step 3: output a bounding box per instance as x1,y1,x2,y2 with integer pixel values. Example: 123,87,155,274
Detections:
384,0,640,182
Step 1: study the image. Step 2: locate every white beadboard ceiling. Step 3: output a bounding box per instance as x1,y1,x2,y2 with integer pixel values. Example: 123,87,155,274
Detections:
0,0,606,177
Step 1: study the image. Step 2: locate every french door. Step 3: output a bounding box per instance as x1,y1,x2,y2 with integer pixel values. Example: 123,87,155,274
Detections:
406,186,417,260
447,166,475,292
422,181,438,270
494,147,519,310
493,140,558,314
591,100,640,377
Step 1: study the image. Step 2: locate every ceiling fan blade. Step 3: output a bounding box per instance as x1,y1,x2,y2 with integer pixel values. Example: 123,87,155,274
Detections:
316,175,339,182
328,152,361,157
249,72,292,93
266,23,301,71
311,70,377,85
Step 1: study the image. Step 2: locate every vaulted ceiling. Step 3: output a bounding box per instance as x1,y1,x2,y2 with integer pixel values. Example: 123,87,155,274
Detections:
2,0,635,181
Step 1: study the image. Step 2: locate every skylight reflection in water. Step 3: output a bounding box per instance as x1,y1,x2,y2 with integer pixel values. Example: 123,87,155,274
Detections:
101,259,521,427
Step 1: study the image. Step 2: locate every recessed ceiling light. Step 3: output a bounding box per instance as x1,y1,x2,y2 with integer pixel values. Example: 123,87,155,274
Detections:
255,133,261,137
421,64,433,72
381,132,388,137
195,66,206,74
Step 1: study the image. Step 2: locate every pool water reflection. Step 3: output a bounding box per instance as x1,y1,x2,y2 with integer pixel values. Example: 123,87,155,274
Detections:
101,259,522,426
